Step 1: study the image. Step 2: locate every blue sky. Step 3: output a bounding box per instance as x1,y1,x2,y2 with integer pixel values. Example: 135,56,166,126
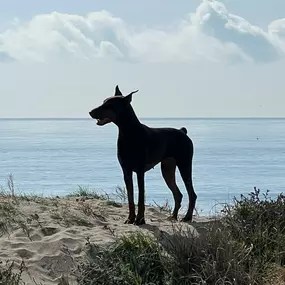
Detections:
0,0,199,30
0,0,285,118
1,0,284,28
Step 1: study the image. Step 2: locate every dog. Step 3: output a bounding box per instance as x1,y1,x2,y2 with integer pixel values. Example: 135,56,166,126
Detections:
89,85,197,225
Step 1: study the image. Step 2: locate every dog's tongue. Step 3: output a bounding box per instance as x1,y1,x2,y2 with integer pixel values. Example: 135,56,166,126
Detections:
96,118,111,126
96,119,103,125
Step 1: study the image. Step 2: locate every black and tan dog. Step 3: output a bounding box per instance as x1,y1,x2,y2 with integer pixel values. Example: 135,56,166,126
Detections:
89,85,197,225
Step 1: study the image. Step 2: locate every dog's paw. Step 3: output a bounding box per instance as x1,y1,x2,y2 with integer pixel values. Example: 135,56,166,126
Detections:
181,216,193,223
134,217,146,226
166,215,178,222
124,216,136,224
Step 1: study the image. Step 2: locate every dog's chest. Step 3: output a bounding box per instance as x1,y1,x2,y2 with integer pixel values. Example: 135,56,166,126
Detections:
117,139,145,169
116,135,167,171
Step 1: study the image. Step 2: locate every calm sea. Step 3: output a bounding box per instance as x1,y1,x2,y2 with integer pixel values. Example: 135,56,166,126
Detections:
0,118,284,215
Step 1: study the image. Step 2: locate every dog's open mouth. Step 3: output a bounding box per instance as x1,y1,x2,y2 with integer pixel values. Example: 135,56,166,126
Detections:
96,118,112,126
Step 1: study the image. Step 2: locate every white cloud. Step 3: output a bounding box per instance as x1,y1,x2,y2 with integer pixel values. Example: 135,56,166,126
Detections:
193,0,283,62
269,18,285,52
0,0,284,63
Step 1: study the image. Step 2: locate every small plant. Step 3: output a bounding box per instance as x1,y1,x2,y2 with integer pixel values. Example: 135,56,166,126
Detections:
50,202,93,227
77,232,169,285
69,186,107,200
0,221,9,237
77,202,107,221
0,200,19,237
75,186,92,197
153,199,172,214
105,200,122,208
78,202,93,217
18,220,33,241
7,174,15,198
115,186,128,203
50,211,62,221
0,260,26,285
66,214,93,227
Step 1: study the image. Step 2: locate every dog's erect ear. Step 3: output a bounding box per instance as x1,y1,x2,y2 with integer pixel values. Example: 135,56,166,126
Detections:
124,89,139,103
114,85,123,96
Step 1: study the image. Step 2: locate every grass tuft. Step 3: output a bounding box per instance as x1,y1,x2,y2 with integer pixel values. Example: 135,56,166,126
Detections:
68,186,107,200
0,261,26,285
77,188,285,285
77,232,169,285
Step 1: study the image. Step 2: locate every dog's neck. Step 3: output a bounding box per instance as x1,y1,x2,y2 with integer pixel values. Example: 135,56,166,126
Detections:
115,105,142,135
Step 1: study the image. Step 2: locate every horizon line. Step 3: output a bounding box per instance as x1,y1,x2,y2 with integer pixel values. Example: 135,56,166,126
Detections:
0,117,285,120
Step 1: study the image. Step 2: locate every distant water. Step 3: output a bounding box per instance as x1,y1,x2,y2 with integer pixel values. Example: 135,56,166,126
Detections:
0,118,284,215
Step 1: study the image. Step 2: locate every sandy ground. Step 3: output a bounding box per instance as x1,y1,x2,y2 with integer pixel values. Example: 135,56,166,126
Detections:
0,194,218,285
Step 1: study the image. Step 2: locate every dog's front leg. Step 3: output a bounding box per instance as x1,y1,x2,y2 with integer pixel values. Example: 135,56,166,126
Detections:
134,171,146,225
123,169,136,224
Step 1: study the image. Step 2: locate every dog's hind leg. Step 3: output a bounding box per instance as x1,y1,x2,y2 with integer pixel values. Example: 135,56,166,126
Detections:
161,158,183,220
177,159,197,222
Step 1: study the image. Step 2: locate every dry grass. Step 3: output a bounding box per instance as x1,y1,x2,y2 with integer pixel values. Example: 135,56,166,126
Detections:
1,176,285,285
77,188,285,285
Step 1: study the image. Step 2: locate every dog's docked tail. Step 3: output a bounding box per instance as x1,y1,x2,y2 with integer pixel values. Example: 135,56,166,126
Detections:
180,127,187,135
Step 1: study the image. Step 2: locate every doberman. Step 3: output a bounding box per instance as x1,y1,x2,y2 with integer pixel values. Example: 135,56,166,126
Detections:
89,85,197,225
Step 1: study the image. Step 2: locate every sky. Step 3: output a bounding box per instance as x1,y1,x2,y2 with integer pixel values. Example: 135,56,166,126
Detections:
0,0,285,118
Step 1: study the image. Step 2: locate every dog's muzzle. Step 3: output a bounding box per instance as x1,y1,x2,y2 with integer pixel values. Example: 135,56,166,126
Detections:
89,111,111,126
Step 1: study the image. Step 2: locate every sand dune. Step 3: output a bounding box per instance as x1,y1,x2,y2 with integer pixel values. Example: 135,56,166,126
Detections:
0,194,216,284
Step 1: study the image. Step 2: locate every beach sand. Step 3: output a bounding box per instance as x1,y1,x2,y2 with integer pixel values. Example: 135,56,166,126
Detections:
0,194,218,284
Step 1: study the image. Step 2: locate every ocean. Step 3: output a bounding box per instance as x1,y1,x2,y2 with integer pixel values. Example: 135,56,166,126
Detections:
0,118,284,215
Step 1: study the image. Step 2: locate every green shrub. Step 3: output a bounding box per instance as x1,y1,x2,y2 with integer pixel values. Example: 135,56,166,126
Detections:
223,188,285,265
77,189,285,285
77,232,170,285
162,221,274,285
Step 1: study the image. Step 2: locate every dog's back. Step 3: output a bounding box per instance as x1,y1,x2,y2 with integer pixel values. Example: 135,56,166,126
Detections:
137,125,193,168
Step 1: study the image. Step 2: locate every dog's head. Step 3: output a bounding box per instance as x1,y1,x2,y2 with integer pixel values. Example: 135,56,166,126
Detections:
89,85,139,126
